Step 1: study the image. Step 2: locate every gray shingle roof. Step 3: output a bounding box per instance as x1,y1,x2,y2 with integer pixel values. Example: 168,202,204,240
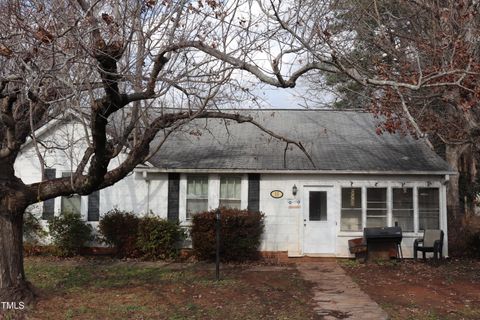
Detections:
148,110,452,173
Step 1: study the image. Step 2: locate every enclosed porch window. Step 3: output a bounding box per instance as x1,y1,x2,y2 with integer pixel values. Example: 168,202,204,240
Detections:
340,188,362,231
340,185,441,233
366,188,387,227
418,188,440,230
392,188,414,232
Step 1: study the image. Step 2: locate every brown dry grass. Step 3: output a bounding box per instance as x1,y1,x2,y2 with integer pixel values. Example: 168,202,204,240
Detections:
2,257,320,320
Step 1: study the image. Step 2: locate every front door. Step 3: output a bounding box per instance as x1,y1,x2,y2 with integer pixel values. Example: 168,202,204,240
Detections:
303,187,336,255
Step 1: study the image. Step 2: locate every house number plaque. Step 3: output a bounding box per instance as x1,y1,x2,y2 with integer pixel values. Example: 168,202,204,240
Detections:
270,190,284,199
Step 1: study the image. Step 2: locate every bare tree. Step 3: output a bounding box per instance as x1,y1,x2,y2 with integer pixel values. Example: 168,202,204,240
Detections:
259,0,480,219
0,0,322,302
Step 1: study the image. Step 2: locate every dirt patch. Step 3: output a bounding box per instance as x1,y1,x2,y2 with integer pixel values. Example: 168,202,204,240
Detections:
340,259,480,320
5,257,321,320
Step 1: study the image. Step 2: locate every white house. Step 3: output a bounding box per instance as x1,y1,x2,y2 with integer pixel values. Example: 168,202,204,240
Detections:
15,109,454,258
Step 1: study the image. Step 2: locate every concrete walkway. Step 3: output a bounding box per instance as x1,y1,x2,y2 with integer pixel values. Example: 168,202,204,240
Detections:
297,261,389,320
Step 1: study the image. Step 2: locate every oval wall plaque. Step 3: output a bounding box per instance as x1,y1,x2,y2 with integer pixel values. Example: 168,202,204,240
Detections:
270,190,284,199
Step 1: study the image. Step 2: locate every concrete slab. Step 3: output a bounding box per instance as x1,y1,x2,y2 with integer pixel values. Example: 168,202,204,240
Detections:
297,261,389,320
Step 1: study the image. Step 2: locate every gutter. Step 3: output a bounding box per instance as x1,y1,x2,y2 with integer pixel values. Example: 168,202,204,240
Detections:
134,167,457,176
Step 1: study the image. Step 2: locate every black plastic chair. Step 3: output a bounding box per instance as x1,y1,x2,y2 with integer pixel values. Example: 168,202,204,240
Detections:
414,229,444,260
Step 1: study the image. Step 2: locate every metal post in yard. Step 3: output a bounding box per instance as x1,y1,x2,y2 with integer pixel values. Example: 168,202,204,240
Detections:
215,208,221,281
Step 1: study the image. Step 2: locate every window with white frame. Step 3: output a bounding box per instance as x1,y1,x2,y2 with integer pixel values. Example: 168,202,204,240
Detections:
418,188,440,230
366,188,387,227
392,188,414,231
186,175,209,219
219,175,241,209
340,188,362,231
61,172,81,215
61,195,81,214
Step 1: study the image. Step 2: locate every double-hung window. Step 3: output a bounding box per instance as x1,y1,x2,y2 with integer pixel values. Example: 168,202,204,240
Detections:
61,172,81,215
366,188,387,227
186,175,209,219
219,175,242,209
392,188,414,231
418,188,440,230
340,188,362,231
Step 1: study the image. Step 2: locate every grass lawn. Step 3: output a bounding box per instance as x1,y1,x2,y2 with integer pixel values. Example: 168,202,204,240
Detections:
6,257,319,320
341,258,480,320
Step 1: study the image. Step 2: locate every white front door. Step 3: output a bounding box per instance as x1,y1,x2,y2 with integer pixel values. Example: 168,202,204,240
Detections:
303,187,336,255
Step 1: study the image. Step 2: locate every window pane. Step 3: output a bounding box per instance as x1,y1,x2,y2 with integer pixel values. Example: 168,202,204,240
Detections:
60,171,81,215
419,188,439,230
61,195,81,215
366,216,386,228
187,175,208,219
219,200,241,209
220,175,241,209
187,175,208,197
341,188,361,208
341,188,362,231
392,188,413,231
341,209,362,231
367,188,387,227
367,188,387,208
187,199,208,219
309,191,327,221
220,176,241,199
220,181,227,199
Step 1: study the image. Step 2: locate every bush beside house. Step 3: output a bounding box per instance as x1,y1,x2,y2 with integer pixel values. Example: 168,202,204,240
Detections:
48,212,94,257
23,207,264,261
137,216,185,260
191,208,265,262
98,209,140,258
98,209,184,260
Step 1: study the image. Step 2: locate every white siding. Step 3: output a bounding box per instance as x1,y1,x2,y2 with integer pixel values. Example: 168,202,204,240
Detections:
256,173,448,258
15,120,449,257
15,121,168,222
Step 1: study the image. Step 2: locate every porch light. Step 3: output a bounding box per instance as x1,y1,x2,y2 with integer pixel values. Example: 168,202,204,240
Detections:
292,184,298,196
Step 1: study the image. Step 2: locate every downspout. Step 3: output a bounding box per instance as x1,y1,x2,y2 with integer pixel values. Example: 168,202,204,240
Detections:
143,171,150,215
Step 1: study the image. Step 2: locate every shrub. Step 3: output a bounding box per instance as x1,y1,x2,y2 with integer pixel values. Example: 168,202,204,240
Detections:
136,215,185,260
191,208,264,262
98,209,140,258
49,212,93,257
465,229,480,258
23,210,47,245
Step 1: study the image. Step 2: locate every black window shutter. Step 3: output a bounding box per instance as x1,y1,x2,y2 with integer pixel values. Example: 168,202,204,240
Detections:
248,173,260,212
42,168,56,220
167,173,180,222
88,191,100,221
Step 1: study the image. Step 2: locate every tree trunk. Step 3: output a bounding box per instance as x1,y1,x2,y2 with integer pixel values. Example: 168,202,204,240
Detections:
445,143,469,257
445,143,468,219
0,161,35,304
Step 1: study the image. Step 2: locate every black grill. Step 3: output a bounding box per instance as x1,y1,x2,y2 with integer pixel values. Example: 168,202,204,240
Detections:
364,226,402,242
363,227,403,260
